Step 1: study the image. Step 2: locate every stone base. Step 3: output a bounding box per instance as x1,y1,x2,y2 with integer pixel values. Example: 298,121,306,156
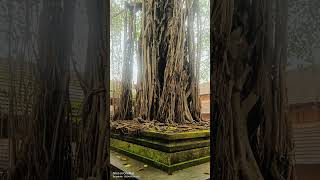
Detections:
111,130,210,174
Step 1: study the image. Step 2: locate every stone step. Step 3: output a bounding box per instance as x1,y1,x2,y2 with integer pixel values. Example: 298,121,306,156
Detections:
110,150,210,180
111,130,210,174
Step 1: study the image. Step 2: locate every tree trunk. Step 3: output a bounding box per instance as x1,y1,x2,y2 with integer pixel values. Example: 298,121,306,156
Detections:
75,0,108,179
7,0,16,170
135,0,165,121
188,0,201,121
135,0,201,124
9,0,76,179
114,3,135,120
211,0,295,179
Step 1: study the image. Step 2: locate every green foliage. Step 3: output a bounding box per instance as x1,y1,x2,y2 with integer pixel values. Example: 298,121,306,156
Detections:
111,0,125,33
70,101,81,123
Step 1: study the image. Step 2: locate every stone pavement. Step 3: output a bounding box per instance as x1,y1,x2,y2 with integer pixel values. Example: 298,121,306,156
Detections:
110,150,210,180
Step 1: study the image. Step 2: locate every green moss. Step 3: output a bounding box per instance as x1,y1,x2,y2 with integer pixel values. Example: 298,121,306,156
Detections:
112,133,209,152
111,138,170,165
71,101,81,110
170,147,210,164
70,101,82,123
142,130,210,140
168,156,210,173
111,136,210,173
111,138,210,166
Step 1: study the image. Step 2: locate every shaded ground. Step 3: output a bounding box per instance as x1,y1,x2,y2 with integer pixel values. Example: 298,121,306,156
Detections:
111,119,210,136
110,150,210,180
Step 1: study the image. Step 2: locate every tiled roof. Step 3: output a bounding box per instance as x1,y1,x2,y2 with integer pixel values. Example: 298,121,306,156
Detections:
293,124,320,164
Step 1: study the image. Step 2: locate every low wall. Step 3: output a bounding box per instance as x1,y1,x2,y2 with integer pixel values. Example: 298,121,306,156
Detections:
111,130,210,174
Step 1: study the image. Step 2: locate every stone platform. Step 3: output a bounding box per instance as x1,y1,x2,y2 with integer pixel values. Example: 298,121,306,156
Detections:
110,130,210,174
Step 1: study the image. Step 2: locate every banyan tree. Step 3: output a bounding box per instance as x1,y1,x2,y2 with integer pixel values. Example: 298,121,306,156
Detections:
134,0,202,124
211,0,295,179
8,0,76,179
75,0,109,179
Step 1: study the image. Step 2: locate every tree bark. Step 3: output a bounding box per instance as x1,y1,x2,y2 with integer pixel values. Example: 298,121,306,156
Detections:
114,3,135,121
9,0,76,179
75,0,108,179
135,0,201,124
211,0,295,179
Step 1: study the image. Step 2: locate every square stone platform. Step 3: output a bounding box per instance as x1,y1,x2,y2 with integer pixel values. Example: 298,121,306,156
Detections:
111,130,210,174
110,150,210,180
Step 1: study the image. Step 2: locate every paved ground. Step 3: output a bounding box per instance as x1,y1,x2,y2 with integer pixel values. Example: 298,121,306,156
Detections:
110,150,210,180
